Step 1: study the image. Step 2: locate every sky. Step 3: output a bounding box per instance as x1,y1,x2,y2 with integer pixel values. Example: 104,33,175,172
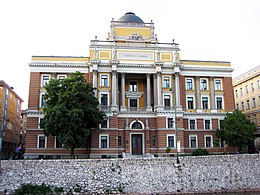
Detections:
0,0,259,110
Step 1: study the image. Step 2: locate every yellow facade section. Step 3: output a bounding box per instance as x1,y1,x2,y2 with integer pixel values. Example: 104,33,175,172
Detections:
114,27,152,38
32,56,89,62
161,53,172,62
99,51,112,60
181,60,231,67
90,50,94,60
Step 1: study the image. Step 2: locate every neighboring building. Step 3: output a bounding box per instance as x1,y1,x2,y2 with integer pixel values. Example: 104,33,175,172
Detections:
0,80,23,159
25,12,235,159
20,110,27,149
233,65,260,152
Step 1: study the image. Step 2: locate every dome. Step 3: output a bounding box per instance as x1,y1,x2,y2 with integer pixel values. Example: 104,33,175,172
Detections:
118,12,144,23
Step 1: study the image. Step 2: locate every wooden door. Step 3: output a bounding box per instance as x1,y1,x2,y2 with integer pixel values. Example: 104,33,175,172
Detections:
131,134,143,155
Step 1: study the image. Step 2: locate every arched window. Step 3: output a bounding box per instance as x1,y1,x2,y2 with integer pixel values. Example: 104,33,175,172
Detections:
131,121,142,129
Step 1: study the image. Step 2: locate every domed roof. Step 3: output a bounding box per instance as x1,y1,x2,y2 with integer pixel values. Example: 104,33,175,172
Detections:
118,12,144,23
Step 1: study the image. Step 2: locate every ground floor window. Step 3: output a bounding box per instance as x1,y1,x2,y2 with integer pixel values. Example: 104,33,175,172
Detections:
99,134,109,148
167,134,175,148
205,135,213,148
38,135,46,148
189,135,197,148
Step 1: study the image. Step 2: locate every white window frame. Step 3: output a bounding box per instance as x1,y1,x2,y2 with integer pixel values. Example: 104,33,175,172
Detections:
251,83,254,92
218,119,224,129
163,94,172,107
162,76,171,88
240,88,243,96
200,78,208,90
186,95,195,110
41,74,51,87
57,74,67,80
201,95,210,110
204,135,213,148
215,95,224,110
189,135,198,148
99,134,109,148
100,117,109,129
246,99,250,110
128,98,139,108
166,117,174,129
38,117,44,129
54,136,63,148
214,79,222,91
37,135,47,148
100,92,109,106
100,74,109,87
39,91,46,108
252,97,256,108
167,134,176,148
241,101,244,111
245,85,249,94
204,119,212,130
185,78,194,90
189,119,197,130
257,80,260,89
129,80,138,92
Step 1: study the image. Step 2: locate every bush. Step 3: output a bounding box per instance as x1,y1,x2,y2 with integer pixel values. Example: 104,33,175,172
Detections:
192,148,209,156
14,183,63,195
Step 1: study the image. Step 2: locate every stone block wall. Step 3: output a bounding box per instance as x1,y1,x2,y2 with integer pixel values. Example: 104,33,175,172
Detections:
1,154,260,194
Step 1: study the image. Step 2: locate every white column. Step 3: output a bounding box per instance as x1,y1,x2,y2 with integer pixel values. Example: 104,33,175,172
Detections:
175,73,180,107
93,70,98,98
121,73,126,111
153,74,157,108
111,70,118,111
196,77,201,111
210,77,216,110
157,72,163,110
146,74,152,111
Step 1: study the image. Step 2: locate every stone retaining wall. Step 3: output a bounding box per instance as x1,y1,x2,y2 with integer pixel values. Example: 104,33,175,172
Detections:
1,154,260,194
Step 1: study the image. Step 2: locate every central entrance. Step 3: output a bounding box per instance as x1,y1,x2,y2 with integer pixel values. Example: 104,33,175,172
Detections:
131,134,143,155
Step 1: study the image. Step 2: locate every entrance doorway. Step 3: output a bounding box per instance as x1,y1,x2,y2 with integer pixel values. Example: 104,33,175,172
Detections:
131,134,143,155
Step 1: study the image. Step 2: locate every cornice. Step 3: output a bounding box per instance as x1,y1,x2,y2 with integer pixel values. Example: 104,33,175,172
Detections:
29,63,87,68
182,66,233,72
183,112,227,117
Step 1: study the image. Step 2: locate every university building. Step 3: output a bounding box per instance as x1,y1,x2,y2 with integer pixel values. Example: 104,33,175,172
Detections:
0,80,23,159
25,12,234,159
233,65,260,151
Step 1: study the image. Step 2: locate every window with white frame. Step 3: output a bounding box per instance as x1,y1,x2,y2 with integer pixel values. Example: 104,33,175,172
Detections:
241,101,244,111
216,97,223,110
214,79,222,90
58,74,66,80
164,95,171,108
258,80,260,89
187,96,194,109
38,118,44,129
99,134,109,148
37,135,47,148
129,99,138,109
163,76,170,88
252,97,256,108
204,119,211,129
130,81,137,92
246,99,250,110
41,75,50,87
189,135,198,148
205,135,213,148
100,93,108,107
240,88,243,96
189,119,196,130
101,119,108,128
251,83,254,92
167,118,174,128
40,92,46,108
167,134,175,148
200,78,208,90
236,103,239,110
186,78,194,90
246,85,248,94
202,96,209,110
218,119,224,129
55,136,62,148
100,75,108,87
235,90,238,98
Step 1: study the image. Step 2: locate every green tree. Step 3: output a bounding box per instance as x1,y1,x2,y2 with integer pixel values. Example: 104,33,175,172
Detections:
216,110,256,152
41,71,105,158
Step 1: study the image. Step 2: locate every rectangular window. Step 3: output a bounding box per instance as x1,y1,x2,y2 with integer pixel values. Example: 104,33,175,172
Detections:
167,118,174,128
101,75,108,87
118,136,122,146
130,99,137,108
186,78,193,90
200,79,208,90
163,77,170,88
246,85,248,94
101,119,108,128
235,90,238,98
152,136,156,147
205,119,211,129
58,75,66,80
41,75,50,87
205,136,213,148
214,79,222,90
189,135,197,148
189,119,196,130
202,97,209,109
55,137,62,148
167,135,175,148
251,83,254,92
164,95,171,108
216,97,223,110
252,98,256,108
130,81,137,92
187,96,194,109
100,94,108,107
236,103,239,110
240,88,243,96
247,99,250,110
40,94,46,108
241,101,244,111
100,134,109,148
38,135,46,148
